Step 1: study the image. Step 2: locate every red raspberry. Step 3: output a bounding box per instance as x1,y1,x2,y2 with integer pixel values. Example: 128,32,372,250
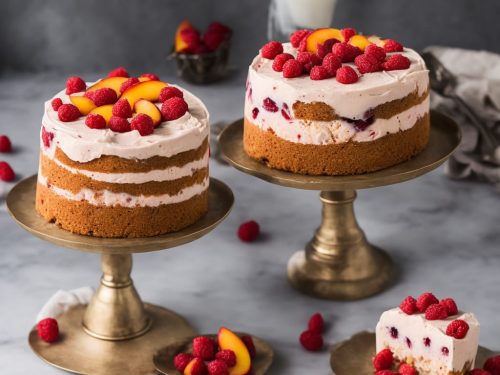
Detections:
425,303,448,320
272,53,294,72
36,318,59,343
0,161,15,182
316,38,339,59
131,114,154,136
365,44,387,62
58,104,81,122
203,30,226,51
355,54,382,73
399,296,418,315
237,220,260,242
86,88,118,106
373,348,394,371
416,292,439,312
261,41,283,59
187,358,207,375
207,22,232,37
41,127,54,148
159,86,184,102
207,359,229,375
332,42,362,63
262,97,279,112
290,29,310,48
384,39,404,52
85,114,106,129
375,371,398,375
484,355,500,375
383,54,411,71
310,65,330,80
215,349,236,367
0,135,12,153
108,67,129,78
299,330,323,352
120,77,140,94
112,99,133,118
51,98,63,111
241,335,256,358
173,352,194,372
108,116,131,133
399,363,417,375
298,37,308,52
65,76,86,95
181,28,201,52
296,51,321,72
469,370,492,375
161,97,188,121
446,319,470,339
252,107,259,119
336,66,358,84
441,298,459,316
341,28,356,41
192,336,215,361
139,73,159,81
308,312,325,334
322,53,342,76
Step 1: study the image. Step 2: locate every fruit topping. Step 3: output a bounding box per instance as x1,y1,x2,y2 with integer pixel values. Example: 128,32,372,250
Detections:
69,95,96,115
316,38,339,59
161,97,188,121
446,319,470,339
399,296,418,315
112,99,133,118
310,65,330,80
305,28,344,53
138,73,160,81
272,53,294,72
131,113,155,136
365,44,387,62
65,76,86,95
237,220,260,242
416,292,439,313
134,99,162,126
354,54,382,73
290,29,311,48
107,67,129,78
51,98,63,111
174,352,195,372
261,41,284,59
262,97,279,112
296,51,321,72
341,28,356,41
58,103,81,122
0,161,15,182
399,363,417,375
159,86,184,102
331,42,362,63
322,53,342,76
215,349,237,367
120,77,140,94
382,54,411,71
299,330,323,351
383,39,404,52
373,348,394,371
120,80,168,106
85,87,118,107
85,113,107,129
108,116,131,133
89,104,113,124
441,298,459,316
425,303,448,320
36,318,59,343
207,359,228,375
336,66,358,84
349,35,371,51
87,77,128,96
308,313,325,334
0,135,12,153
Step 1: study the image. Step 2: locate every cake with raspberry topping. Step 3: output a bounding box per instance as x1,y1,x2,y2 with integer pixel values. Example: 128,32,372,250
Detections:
36,68,209,238
244,28,430,175
375,292,480,375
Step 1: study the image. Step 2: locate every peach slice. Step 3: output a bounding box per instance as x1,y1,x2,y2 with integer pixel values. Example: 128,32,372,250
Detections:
138,76,150,82
120,80,168,107
367,35,385,47
86,77,129,96
183,358,204,375
218,327,251,375
305,28,344,53
89,104,113,124
134,99,162,126
69,95,96,115
349,35,371,51
175,20,194,52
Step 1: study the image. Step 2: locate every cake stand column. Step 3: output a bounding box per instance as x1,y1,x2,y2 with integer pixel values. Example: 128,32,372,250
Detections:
287,190,393,300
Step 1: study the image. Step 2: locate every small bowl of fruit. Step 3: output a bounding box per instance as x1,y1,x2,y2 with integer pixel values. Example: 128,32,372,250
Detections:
171,20,232,84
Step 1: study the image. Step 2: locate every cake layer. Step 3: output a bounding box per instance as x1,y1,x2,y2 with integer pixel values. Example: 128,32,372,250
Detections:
243,113,430,175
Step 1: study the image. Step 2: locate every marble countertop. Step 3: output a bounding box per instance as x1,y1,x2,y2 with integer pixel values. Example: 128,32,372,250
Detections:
0,71,499,375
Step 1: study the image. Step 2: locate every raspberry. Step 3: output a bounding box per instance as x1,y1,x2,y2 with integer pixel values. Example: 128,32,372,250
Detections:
298,37,308,52
187,358,207,375
120,77,140,94
308,312,325,334
341,28,356,41
108,67,129,78
332,42,362,63
203,30,226,51
241,335,256,358
399,363,417,375
207,22,232,37
159,86,184,102
290,29,310,48
375,371,398,375
336,66,358,84
322,53,342,76
442,347,450,356
86,88,118,106
310,65,330,80
173,352,194,372
139,73,159,81
0,135,12,153
192,336,215,361
317,38,339,59
384,39,404,52
469,370,492,375
36,318,59,343
180,28,201,51
383,54,411,71
252,107,259,119
373,348,393,371
355,54,382,73
41,127,54,148
272,53,294,72
161,97,188,121
261,41,283,59
416,292,439,312
108,116,131,133
399,296,418,315
0,161,15,182
425,303,448,320
65,76,86,95
237,220,260,242
441,298,459,316
111,99,132,118
446,319,470,339
296,51,321,72
282,59,304,78
365,44,386,62
390,327,398,339
299,330,323,351
262,97,279,112
58,104,81,122
51,98,63,111
207,359,229,375
215,349,236,367
131,114,154,136
85,114,106,129
281,103,291,120
484,355,500,375
423,337,431,347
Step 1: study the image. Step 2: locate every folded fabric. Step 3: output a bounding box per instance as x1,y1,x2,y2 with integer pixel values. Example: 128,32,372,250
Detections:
36,286,94,322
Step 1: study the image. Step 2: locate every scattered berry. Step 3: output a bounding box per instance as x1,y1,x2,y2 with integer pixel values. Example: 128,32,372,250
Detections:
272,53,294,72
446,319,470,339
159,86,184,102
423,337,431,347
120,77,140,94
207,22,232,37
416,292,439,313
296,51,321,72
355,54,382,73
51,98,63,111
86,88,118,106
237,220,260,242
252,107,259,120
207,359,229,375
203,30,226,51
373,348,393,371
308,313,325,334
322,53,342,76
0,161,15,182
262,97,279,112
108,116,131,133
425,303,448,320
281,103,291,120
399,296,418,315
310,65,330,80
36,318,59,343
85,113,107,129
65,76,86,95
290,29,310,48
484,355,500,375
173,352,194,372
261,41,283,59
332,42,362,63
282,59,304,78
336,66,358,84
316,38,339,59
341,28,356,41
58,104,81,122
383,39,404,52
442,347,450,356
441,298,459,316
187,358,207,375
241,335,256,358
399,363,417,375
0,135,12,153
215,349,236,367
41,127,54,148
299,330,323,351
468,370,492,375
383,54,411,71
131,114,154,136
375,371,398,375
108,67,129,78
192,336,215,361
365,44,387,62
139,73,159,81
161,97,188,121
112,99,133,118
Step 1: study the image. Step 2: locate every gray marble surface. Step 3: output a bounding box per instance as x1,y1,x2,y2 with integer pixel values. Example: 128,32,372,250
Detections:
0,71,499,375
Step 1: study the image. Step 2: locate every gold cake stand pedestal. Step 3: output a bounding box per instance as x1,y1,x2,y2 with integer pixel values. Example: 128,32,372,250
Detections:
7,176,234,374
219,110,461,300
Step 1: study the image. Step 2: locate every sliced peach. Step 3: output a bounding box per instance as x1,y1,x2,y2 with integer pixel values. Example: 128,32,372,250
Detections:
175,20,194,52
305,28,344,53
218,327,251,375
184,358,204,375
89,104,113,124
134,99,162,126
120,80,168,107
138,76,150,82
69,95,96,115
367,35,385,47
86,77,129,96
349,35,371,51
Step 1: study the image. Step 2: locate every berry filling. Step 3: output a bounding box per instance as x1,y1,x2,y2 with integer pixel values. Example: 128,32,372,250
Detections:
262,98,279,112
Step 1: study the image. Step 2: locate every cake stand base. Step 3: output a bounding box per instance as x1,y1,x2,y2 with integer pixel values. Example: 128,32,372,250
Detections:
29,303,195,375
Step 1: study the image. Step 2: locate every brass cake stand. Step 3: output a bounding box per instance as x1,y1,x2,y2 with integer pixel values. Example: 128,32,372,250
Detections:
219,110,461,300
6,175,234,375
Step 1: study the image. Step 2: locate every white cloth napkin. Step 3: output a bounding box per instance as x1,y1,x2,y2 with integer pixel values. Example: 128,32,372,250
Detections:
36,287,94,322
425,46,500,190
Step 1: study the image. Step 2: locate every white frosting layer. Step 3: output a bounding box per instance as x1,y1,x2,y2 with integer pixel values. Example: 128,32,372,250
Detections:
42,83,209,163
376,307,480,374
